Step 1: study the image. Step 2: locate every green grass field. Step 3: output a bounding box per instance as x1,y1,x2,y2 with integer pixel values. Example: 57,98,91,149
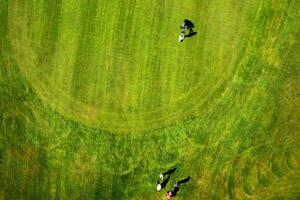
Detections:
0,0,299,199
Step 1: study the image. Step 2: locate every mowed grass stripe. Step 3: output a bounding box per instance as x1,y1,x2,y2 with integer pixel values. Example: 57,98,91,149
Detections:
37,0,62,77
89,0,113,113
71,0,99,103
51,0,81,110
142,0,165,113
111,0,134,114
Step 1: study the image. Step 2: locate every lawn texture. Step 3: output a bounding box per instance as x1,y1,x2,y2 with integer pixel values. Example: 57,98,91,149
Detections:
0,0,300,199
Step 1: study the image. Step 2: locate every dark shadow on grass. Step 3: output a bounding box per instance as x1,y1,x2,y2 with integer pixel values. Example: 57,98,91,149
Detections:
185,32,197,38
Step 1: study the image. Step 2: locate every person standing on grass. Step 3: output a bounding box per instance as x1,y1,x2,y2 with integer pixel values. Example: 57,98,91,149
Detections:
157,167,177,191
166,176,191,199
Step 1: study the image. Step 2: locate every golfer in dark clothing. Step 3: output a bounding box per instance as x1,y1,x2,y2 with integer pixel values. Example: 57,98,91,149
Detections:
180,19,194,34
166,176,191,199
157,168,177,191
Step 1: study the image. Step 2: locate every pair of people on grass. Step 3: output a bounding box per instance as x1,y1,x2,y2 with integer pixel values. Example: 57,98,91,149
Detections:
156,167,191,199
179,19,196,42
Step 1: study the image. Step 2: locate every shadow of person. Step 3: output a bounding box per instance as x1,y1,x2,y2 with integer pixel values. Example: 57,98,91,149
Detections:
167,176,191,198
185,32,197,38
159,176,170,189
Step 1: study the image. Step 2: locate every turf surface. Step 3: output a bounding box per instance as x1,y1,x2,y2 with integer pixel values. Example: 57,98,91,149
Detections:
0,0,300,199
